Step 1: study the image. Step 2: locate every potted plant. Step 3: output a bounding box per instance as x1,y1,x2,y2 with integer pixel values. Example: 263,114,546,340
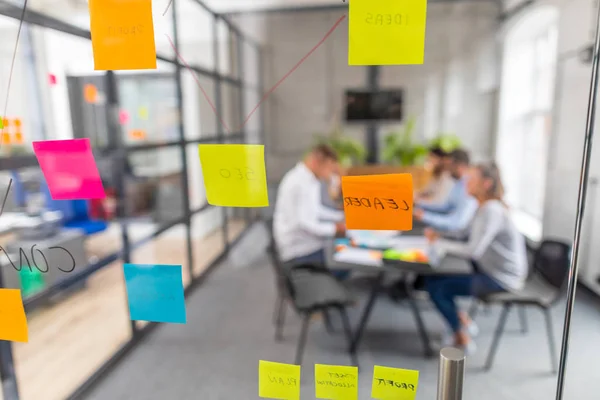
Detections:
314,129,367,168
382,116,428,166
429,133,462,153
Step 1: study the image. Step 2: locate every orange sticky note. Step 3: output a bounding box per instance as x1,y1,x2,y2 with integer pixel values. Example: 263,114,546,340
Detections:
341,174,413,230
14,132,23,144
84,84,98,104
2,133,11,145
0,289,28,342
89,0,157,70
13,118,21,128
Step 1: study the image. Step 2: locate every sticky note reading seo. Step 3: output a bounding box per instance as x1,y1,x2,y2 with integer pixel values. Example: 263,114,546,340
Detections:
33,138,106,200
341,174,413,231
315,364,358,400
259,360,301,400
198,144,269,207
123,264,186,324
0,289,28,342
371,365,419,400
349,0,428,65
89,0,157,70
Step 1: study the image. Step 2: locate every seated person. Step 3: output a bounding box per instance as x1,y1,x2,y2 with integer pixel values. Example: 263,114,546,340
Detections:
273,144,346,272
416,146,455,204
414,149,478,232
424,162,528,353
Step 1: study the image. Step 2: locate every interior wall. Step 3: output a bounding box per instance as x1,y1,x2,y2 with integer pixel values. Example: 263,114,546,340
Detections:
233,3,500,183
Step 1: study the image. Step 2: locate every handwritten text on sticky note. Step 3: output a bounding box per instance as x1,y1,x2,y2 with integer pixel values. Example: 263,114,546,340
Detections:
315,364,358,400
341,174,413,230
371,365,419,400
33,138,106,200
348,0,427,65
0,289,28,342
123,264,186,324
259,360,301,400
198,144,269,207
89,0,157,70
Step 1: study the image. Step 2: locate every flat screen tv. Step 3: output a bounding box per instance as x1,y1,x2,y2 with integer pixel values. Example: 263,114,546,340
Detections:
345,89,403,121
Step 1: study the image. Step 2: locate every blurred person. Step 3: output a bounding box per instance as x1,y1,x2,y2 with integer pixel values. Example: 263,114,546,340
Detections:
424,162,528,353
416,146,454,203
274,144,346,269
413,149,478,232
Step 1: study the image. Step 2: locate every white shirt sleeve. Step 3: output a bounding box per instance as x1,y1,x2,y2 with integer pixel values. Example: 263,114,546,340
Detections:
297,181,337,237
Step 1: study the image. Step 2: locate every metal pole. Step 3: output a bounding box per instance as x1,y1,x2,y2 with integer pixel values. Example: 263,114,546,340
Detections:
170,0,195,281
436,347,465,400
556,2,600,399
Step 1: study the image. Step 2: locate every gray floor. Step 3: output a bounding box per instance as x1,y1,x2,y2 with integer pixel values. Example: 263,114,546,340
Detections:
84,224,600,400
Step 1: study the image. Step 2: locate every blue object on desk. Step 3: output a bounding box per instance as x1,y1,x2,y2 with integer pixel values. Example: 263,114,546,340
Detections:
123,263,187,324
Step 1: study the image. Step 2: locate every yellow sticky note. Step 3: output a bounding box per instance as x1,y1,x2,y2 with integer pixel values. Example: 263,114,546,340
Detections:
349,0,428,65
0,289,28,342
371,365,419,400
198,144,269,207
259,360,301,400
315,364,358,400
89,0,157,70
138,106,149,120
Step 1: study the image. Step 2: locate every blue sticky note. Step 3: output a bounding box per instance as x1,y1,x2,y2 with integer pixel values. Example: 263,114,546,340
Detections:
123,264,186,324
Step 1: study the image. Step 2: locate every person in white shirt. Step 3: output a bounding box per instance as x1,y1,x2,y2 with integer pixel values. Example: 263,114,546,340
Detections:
274,144,346,268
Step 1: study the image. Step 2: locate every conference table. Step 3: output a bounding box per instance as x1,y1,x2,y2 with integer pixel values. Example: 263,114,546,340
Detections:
324,227,472,358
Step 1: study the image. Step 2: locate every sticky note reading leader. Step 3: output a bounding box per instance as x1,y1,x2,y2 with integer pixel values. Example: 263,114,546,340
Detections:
315,364,358,400
341,174,413,231
33,138,106,200
0,289,28,342
259,360,301,400
123,264,186,324
349,0,428,65
89,0,157,70
198,144,269,207
371,365,419,400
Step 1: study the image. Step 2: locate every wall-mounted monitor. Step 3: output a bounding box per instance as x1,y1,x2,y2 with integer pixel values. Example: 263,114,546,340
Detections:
344,89,404,121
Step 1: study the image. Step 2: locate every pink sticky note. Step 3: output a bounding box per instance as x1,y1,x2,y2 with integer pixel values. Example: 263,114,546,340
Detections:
33,138,106,200
119,110,129,125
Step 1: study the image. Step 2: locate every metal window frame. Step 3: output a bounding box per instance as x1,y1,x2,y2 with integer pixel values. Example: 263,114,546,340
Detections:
0,0,264,398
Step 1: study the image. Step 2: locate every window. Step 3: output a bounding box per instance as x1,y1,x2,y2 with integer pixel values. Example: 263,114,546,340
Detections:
496,7,558,241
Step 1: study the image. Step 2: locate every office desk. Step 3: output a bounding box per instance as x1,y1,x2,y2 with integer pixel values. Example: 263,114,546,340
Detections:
325,234,472,358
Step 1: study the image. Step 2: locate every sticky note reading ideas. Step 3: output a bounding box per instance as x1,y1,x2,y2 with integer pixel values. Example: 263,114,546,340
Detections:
198,144,269,207
33,138,106,200
315,364,358,400
0,289,28,342
349,0,428,65
123,264,186,324
89,0,157,70
259,360,301,400
341,174,413,231
371,365,419,400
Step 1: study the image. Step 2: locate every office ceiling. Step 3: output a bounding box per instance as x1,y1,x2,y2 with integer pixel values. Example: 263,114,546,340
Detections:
203,0,341,13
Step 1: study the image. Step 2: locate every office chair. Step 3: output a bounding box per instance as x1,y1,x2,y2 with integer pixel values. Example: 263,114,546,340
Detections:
480,239,571,373
265,220,357,366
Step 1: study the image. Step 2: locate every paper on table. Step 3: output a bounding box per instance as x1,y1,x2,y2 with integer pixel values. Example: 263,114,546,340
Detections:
259,360,301,400
315,364,358,400
348,0,428,65
371,365,419,400
341,174,413,231
123,264,186,324
198,144,269,207
33,138,106,200
333,247,383,267
89,0,157,70
0,289,28,342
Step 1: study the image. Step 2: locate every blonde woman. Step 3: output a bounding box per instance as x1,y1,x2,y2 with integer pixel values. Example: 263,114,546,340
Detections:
424,162,528,353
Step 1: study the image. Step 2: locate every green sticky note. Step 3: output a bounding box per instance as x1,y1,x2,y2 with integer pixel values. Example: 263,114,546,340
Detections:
371,365,419,400
259,360,301,400
198,144,269,207
315,364,358,399
20,268,46,298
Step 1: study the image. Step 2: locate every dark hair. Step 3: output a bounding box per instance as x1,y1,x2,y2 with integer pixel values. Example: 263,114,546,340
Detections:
449,149,470,165
429,146,447,158
312,144,339,162
475,162,506,204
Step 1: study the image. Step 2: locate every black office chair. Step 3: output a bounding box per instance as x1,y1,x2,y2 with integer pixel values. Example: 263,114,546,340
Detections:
265,220,357,366
480,239,571,372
